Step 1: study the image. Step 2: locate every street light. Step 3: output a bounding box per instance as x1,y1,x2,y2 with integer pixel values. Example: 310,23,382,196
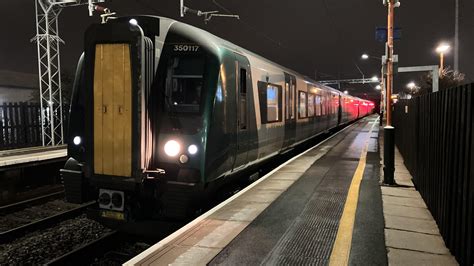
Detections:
436,43,450,74
361,53,382,61
371,76,379,82
406,81,416,89
376,85,382,90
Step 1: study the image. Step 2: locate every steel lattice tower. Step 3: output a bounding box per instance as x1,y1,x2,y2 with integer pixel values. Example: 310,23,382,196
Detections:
32,0,104,147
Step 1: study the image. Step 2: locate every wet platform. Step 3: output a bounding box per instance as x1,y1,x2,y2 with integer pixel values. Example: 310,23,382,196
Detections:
0,146,67,169
126,116,390,265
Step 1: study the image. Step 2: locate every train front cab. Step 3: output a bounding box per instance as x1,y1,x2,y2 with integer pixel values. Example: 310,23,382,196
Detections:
62,17,222,222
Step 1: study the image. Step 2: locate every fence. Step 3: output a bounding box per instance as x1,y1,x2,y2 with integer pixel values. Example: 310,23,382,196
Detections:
393,83,473,265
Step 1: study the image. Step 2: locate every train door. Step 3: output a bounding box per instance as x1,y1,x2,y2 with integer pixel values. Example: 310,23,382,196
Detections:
283,73,297,148
337,94,342,125
233,53,251,170
93,44,132,177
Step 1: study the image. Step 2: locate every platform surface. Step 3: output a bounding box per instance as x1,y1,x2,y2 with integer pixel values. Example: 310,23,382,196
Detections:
126,116,389,265
0,146,67,168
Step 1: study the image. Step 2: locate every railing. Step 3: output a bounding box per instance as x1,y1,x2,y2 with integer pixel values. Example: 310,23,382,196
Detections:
0,103,42,151
393,83,473,265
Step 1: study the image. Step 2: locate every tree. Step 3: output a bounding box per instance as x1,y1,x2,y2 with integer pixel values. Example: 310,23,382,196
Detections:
418,67,465,95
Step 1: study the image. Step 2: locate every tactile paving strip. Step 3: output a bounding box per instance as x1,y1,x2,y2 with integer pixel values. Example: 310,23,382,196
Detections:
261,171,353,265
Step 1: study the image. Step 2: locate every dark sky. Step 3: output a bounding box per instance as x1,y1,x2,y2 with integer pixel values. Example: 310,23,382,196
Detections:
0,0,472,100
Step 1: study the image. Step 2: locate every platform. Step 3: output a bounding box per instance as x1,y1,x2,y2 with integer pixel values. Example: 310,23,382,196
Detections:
126,116,388,265
0,146,67,169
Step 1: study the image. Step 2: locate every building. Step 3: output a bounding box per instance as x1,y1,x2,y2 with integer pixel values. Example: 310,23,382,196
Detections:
0,70,39,104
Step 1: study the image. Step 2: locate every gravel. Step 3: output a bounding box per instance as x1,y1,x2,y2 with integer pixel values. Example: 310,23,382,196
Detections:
0,214,112,265
0,200,79,232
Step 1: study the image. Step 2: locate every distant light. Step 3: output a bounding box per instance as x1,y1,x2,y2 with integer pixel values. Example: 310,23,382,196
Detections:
371,76,379,82
73,136,81,146
436,43,450,53
361,54,369,60
407,82,416,89
129,19,138,26
344,90,349,94
376,85,382,90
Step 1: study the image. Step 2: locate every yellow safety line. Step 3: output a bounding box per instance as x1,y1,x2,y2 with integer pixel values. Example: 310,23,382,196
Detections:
329,117,378,266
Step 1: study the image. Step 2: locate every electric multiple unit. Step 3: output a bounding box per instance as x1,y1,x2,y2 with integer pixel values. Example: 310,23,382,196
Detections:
61,16,375,222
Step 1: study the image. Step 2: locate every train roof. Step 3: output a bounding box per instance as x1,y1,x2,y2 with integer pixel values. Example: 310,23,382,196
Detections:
129,15,371,103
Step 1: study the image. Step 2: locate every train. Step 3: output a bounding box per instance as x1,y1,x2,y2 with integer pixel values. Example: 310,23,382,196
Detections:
61,15,374,222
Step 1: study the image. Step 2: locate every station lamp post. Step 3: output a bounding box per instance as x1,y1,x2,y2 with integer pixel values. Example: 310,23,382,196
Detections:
383,0,400,185
436,43,450,75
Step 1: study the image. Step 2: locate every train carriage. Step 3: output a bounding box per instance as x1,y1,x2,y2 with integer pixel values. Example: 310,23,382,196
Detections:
62,15,374,222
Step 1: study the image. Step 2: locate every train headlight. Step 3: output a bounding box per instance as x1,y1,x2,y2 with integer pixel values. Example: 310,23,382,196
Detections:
73,136,82,146
164,140,181,157
188,145,198,155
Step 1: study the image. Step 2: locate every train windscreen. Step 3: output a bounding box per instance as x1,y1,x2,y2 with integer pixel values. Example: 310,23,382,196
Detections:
165,55,205,113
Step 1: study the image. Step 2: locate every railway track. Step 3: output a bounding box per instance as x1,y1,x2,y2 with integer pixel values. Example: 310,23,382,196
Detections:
0,191,64,214
46,231,155,265
0,197,95,244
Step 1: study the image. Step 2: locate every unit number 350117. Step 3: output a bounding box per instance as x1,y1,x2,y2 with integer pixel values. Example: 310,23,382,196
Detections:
174,45,200,52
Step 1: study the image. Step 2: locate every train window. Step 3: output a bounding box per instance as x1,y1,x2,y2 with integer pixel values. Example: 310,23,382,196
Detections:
315,95,322,116
165,56,205,113
308,94,315,117
258,81,282,124
239,68,247,130
299,91,307,118
267,85,280,122
285,80,296,120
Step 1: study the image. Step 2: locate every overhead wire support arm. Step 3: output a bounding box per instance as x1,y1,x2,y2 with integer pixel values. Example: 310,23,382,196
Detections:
180,0,239,24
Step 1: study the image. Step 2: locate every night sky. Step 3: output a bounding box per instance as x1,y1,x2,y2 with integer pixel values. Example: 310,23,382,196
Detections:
1,0,472,101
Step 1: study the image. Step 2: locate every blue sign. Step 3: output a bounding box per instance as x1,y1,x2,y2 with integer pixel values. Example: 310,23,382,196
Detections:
376,27,402,43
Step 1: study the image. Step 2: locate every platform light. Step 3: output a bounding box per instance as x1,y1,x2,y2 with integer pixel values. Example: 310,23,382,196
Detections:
73,136,82,145
436,44,450,54
371,76,379,82
164,140,181,157
344,90,349,94
361,54,369,60
188,144,198,155
376,85,382,90
129,19,138,26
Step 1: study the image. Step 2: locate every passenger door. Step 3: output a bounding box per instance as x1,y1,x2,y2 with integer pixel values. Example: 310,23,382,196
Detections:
232,53,251,170
283,73,297,149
